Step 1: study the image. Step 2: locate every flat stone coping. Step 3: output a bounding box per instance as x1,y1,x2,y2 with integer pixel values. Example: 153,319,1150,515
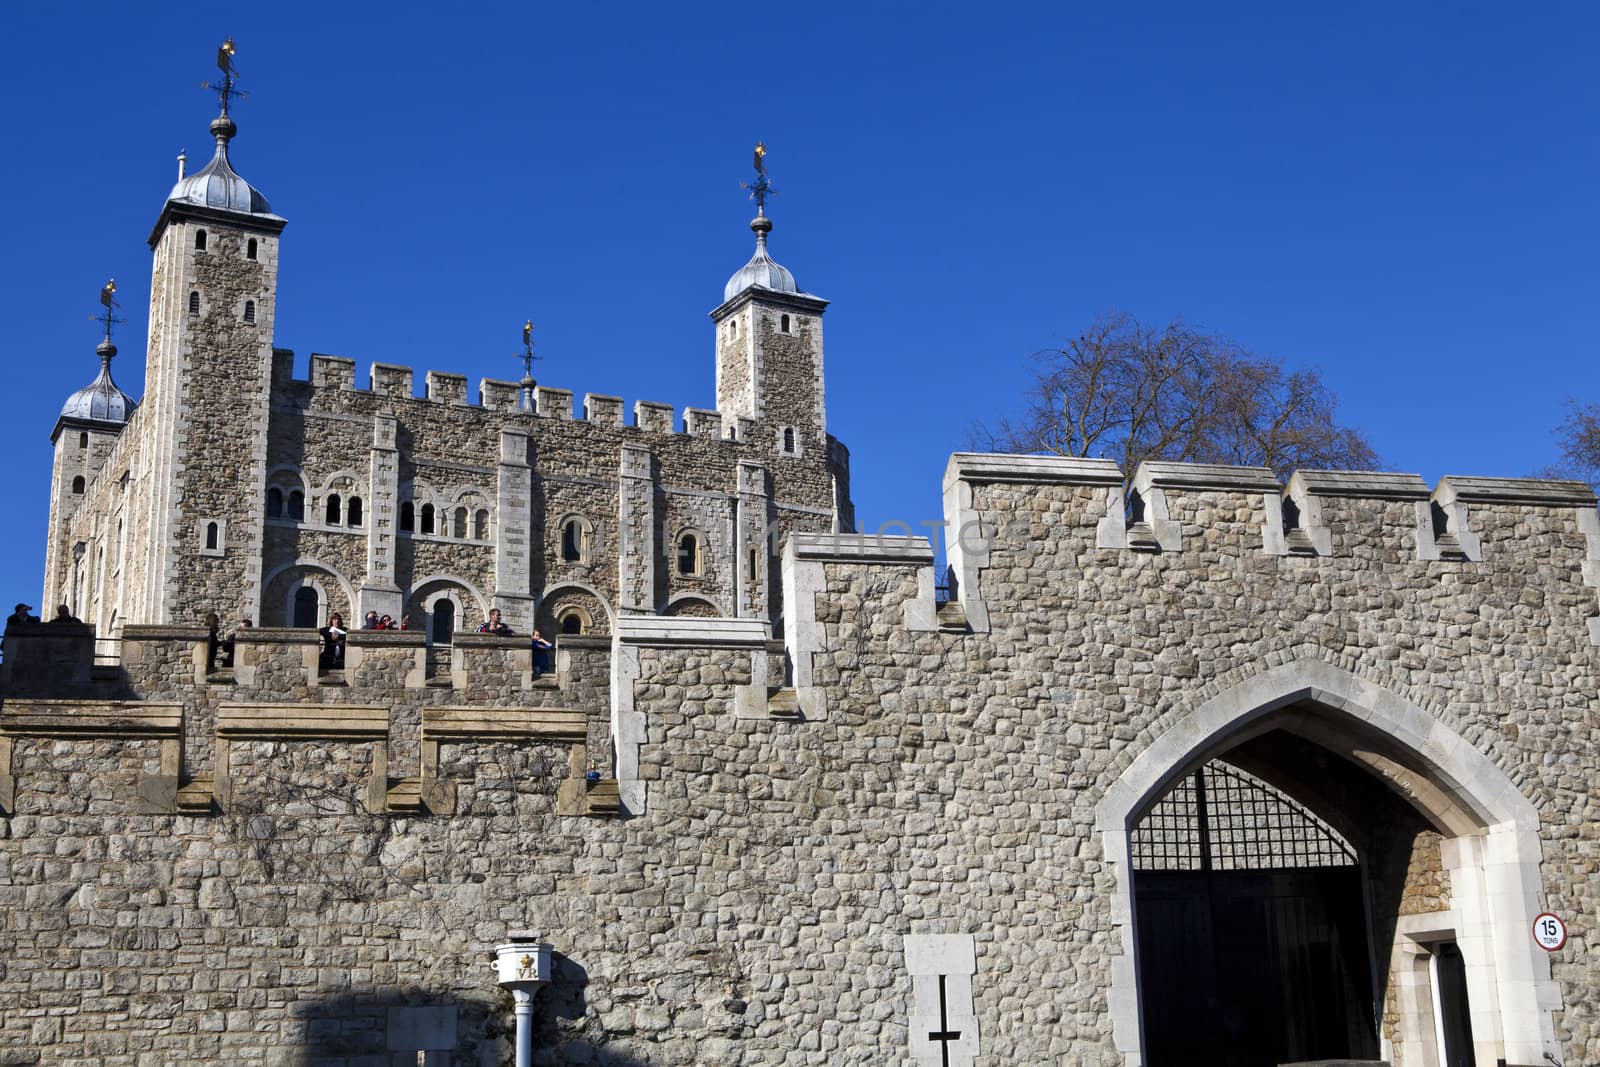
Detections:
788,532,934,565
1134,461,1279,494
216,703,388,739
423,706,586,742
345,630,426,647
232,628,325,645
451,633,531,650
1288,470,1430,500
615,616,770,648
555,635,610,651
0,700,184,736
121,625,208,640
1436,475,1596,507
945,452,1123,489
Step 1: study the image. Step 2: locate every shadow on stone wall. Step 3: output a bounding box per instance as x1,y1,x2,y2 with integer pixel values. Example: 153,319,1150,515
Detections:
287,952,655,1066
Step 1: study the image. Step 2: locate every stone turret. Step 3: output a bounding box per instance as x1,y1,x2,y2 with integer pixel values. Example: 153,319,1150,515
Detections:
132,52,286,625
43,328,140,615
712,209,830,457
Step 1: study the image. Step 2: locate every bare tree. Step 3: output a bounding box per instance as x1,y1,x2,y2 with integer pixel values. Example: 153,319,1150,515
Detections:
970,312,1380,474
1551,402,1600,488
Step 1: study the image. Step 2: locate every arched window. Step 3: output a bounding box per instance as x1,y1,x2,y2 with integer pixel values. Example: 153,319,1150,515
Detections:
325,493,342,525
348,496,364,527
266,487,283,517
188,291,200,315
453,507,468,539
399,501,414,532
78,432,88,449
432,599,455,646
71,475,85,495
243,300,255,324
420,503,435,534
560,612,584,636
474,509,489,541
782,427,795,454
288,490,305,521
246,238,258,261
780,313,791,333
292,587,319,628
677,532,702,576
204,522,219,550
195,229,207,251
561,518,585,562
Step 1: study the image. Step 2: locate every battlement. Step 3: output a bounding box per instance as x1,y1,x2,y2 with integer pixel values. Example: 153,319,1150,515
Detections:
18,452,1599,825
266,347,744,440
0,625,616,818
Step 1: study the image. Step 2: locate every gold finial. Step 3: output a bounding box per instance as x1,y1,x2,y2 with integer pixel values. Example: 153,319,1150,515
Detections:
753,141,767,175
217,38,237,74
522,319,533,347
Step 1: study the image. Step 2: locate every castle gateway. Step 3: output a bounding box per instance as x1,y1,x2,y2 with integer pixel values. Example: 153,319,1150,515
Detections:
2,48,1596,1067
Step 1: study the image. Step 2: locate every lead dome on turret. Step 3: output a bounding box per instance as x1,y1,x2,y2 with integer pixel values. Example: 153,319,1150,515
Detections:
166,114,276,216
59,340,138,426
724,215,800,302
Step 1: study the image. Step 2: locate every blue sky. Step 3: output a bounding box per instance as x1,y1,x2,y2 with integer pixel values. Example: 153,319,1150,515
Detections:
1,4,1596,607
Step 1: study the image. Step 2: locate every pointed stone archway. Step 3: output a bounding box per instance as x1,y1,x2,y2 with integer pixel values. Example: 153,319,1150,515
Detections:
1095,657,1561,1067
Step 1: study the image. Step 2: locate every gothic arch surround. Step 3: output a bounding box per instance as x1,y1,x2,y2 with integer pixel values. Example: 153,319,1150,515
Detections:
1093,657,1560,1067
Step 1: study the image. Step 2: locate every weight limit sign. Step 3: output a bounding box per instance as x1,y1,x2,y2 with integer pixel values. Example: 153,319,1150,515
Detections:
1533,913,1567,952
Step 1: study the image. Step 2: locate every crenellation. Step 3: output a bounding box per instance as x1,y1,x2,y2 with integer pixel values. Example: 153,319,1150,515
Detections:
684,406,723,438
370,362,414,398
425,369,468,405
535,385,573,419
479,377,520,411
310,353,356,391
633,399,674,434
583,392,624,425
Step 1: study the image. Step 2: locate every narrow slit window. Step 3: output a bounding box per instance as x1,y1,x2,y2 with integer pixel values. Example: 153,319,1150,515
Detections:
780,313,791,333
243,300,256,324
399,501,414,532
204,522,219,550
782,427,795,454
188,291,201,315
748,546,758,578
325,493,342,525
266,487,283,517
78,432,88,449
195,229,207,251
1431,501,1450,538
71,475,86,495
348,496,364,527
246,238,258,261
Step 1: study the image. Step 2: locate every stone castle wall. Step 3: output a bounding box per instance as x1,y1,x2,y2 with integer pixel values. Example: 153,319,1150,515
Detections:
4,456,1597,1065
50,326,851,637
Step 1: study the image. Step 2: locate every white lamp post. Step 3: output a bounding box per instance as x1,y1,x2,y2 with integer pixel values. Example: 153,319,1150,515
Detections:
492,933,552,1067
